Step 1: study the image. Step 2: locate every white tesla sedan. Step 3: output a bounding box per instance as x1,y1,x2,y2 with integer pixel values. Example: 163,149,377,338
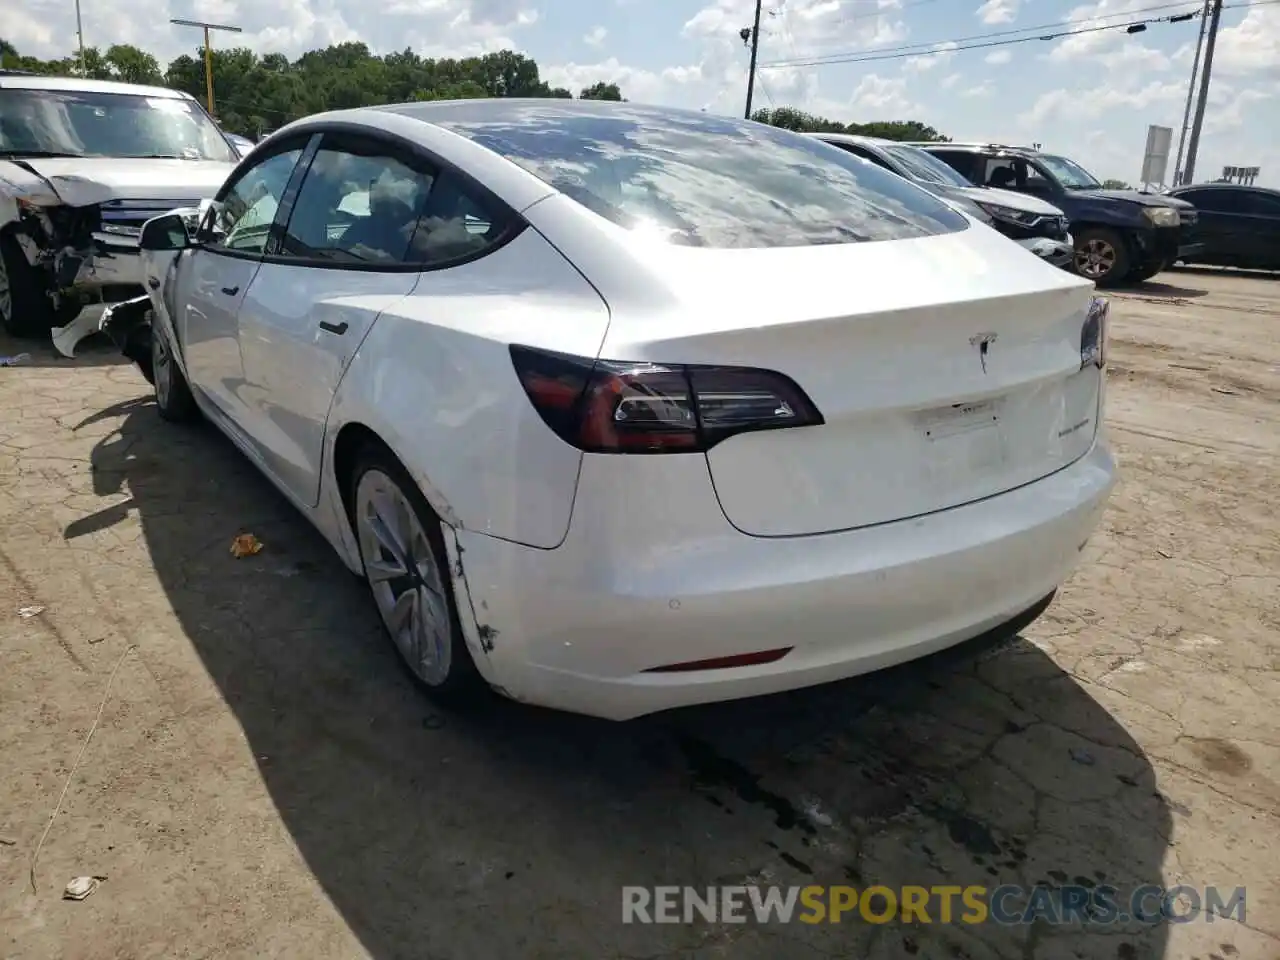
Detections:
116,99,1117,721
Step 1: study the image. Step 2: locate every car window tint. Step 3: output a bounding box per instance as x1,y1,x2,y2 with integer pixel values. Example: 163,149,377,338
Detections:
208,148,303,253
1184,190,1246,214
930,151,981,183
281,141,435,264
438,107,966,249
1244,191,1280,216
403,172,509,266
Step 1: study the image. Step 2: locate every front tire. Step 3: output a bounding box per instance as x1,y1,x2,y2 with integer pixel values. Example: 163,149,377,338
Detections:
1073,227,1131,287
151,320,198,422
0,234,56,339
349,445,482,705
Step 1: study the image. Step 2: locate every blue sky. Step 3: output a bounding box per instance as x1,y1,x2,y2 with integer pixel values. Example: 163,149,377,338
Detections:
8,0,1278,185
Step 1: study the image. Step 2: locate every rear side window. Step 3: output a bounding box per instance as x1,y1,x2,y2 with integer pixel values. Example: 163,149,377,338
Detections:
442,109,967,248
281,137,436,264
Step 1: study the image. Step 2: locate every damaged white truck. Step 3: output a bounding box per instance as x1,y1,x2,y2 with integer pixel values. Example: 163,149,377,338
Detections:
0,71,236,340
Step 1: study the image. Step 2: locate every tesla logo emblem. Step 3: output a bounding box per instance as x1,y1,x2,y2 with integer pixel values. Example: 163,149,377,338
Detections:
970,332,998,373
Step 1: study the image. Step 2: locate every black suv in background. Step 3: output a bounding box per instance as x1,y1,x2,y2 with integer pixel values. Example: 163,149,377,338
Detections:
913,142,1203,286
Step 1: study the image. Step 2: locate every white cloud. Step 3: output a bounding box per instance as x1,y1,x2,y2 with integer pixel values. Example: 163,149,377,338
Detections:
961,81,994,97
583,25,607,46
1019,78,1183,125
1215,4,1280,76
542,57,704,104
976,0,1019,25
850,73,919,116
902,40,959,73
984,49,1012,65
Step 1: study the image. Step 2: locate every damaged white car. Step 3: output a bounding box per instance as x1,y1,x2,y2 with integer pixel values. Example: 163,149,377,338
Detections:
0,71,236,341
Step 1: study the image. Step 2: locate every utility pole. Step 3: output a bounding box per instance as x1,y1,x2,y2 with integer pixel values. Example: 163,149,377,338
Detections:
1172,0,1210,185
742,0,764,120
1182,0,1223,185
74,0,86,76
170,17,243,116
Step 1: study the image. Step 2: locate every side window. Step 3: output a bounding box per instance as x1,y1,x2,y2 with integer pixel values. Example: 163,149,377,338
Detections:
1021,161,1053,192
403,171,512,267
1188,190,1246,214
984,158,1017,189
1243,191,1280,216
204,147,305,253
280,137,436,264
932,151,979,182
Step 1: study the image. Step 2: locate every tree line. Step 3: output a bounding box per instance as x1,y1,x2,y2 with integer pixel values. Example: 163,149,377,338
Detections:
0,38,948,143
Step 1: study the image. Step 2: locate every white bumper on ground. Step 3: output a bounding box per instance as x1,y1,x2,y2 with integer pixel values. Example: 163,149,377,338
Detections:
454,440,1118,721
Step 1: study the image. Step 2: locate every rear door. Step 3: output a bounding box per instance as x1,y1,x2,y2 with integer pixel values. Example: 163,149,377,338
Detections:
1179,188,1251,265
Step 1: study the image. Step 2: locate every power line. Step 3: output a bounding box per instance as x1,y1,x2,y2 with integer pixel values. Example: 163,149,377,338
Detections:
762,0,1206,67
757,0,1269,68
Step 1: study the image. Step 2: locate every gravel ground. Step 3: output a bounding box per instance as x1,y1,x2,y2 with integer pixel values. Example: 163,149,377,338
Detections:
1,268,1277,960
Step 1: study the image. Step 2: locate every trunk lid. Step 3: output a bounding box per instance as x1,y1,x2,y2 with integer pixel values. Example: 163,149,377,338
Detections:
598,225,1103,537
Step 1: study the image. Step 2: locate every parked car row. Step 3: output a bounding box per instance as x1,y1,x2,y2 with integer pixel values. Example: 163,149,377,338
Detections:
808,133,1075,271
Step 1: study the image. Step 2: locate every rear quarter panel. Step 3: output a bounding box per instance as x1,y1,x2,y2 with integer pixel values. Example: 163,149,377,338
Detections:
324,223,612,550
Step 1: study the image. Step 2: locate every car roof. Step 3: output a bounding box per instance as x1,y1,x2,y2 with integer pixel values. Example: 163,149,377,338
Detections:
371,97,741,129
910,142,1042,155
1170,182,1280,197
0,73,193,100
803,132,892,148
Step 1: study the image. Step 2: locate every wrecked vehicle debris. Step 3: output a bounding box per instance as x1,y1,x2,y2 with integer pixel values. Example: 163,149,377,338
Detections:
0,73,235,340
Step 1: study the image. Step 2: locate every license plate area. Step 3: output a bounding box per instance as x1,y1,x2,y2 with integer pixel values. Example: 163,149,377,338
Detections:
916,399,1007,479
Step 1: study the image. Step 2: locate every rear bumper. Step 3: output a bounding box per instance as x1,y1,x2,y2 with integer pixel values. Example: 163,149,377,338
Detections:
454,440,1118,721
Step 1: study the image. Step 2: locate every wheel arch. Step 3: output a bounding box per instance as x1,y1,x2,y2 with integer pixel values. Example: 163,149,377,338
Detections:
331,420,459,530
327,418,501,684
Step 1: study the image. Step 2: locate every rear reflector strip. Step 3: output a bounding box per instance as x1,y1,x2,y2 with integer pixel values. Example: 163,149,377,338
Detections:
644,647,793,673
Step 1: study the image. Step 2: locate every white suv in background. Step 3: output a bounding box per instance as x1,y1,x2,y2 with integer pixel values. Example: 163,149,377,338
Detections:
0,71,237,338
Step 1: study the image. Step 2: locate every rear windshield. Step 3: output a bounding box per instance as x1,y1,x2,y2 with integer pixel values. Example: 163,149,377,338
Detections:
441,108,967,249
0,88,236,163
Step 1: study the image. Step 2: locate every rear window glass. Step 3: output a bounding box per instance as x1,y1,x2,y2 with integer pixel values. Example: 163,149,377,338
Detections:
438,107,967,249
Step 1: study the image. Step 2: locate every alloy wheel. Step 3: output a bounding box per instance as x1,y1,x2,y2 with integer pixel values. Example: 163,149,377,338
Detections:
1076,239,1117,280
354,469,453,686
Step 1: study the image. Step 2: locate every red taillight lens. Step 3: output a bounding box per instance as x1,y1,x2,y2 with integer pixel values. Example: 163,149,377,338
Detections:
1080,296,1108,370
510,345,824,454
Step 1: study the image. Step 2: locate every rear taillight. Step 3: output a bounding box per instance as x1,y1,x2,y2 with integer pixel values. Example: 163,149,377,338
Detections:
1080,296,1108,370
510,344,824,454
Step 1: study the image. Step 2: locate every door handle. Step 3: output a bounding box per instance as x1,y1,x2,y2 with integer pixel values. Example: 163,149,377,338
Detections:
220,285,239,296
319,321,349,336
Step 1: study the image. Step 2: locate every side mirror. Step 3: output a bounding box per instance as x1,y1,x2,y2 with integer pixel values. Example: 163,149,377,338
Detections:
139,213,193,252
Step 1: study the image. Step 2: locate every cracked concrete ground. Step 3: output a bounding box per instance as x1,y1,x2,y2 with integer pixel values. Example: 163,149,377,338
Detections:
1,268,1277,960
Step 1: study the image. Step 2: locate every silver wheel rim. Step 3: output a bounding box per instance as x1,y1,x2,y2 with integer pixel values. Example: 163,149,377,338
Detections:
0,254,11,322
1076,239,1116,279
354,469,453,686
153,326,173,408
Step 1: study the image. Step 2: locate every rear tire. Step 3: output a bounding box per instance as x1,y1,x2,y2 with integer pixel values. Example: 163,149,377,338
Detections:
0,234,56,339
151,320,198,422
348,443,484,707
1073,227,1131,287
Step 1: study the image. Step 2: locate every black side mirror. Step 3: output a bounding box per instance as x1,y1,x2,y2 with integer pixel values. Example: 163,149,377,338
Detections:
139,213,193,252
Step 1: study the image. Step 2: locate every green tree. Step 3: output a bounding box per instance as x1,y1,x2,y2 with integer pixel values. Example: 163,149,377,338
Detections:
1101,179,1132,190
751,108,950,142
579,81,623,101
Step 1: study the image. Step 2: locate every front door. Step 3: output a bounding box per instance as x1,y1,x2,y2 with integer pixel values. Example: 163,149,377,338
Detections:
233,132,438,506
179,140,310,424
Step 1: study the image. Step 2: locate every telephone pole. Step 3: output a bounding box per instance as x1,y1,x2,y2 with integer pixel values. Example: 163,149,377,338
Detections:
742,0,764,119
1182,0,1223,185
170,17,243,116
1172,0,1210,185
74,0,87,76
